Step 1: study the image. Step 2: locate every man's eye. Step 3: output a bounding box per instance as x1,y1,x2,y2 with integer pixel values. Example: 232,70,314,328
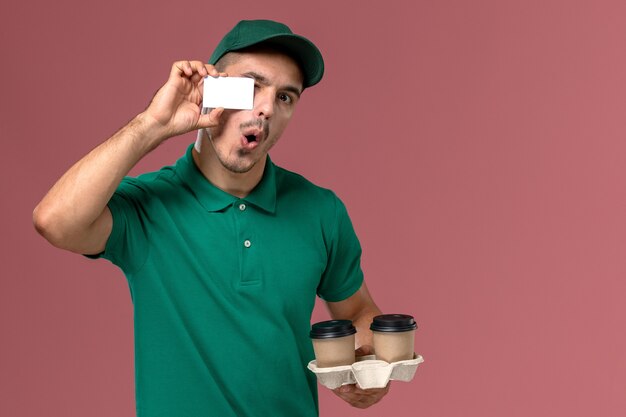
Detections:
278,93,292,103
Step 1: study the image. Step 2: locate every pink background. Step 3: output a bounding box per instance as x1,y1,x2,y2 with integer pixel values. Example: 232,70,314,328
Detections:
2,1,626,416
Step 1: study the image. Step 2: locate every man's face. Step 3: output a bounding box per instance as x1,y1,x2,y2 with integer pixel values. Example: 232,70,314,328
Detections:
205,49,304,174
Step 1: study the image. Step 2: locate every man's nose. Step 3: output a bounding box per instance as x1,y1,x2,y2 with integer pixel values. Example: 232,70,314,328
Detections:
253,89,274,119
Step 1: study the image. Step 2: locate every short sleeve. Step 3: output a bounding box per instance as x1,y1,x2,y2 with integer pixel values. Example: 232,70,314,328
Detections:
90,177,150,275
316,196,364,302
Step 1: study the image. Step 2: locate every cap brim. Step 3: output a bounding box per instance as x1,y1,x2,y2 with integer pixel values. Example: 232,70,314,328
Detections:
259,34,324,88
210,33,324,88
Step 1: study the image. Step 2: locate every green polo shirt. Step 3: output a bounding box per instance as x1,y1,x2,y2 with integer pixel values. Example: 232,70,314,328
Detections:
97,144,364,417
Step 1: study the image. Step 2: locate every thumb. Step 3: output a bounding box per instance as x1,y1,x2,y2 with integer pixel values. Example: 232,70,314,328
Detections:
197,107,224,129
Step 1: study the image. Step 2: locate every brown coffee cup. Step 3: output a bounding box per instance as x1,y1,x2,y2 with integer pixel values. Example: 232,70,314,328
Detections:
310,320,356,368
370,314,417,363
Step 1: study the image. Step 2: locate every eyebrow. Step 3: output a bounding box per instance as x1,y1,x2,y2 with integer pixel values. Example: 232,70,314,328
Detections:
242,71,302,98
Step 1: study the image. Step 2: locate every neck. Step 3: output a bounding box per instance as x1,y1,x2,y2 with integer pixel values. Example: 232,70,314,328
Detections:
192,141,266,199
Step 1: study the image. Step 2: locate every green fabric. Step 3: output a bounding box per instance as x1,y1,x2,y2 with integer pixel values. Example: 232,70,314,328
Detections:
208,19,324,88
98,144,363,417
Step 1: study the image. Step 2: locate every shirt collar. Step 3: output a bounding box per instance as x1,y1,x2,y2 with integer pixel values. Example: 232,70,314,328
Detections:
175,144,277,213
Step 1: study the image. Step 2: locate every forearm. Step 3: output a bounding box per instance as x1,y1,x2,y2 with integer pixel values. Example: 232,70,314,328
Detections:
326,282,382,349
34,61,224,253
351,304,382,349
33,112,164,249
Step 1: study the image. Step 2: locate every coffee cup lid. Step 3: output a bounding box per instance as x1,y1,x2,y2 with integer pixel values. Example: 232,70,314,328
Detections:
370,314,417,332
310,320,357,339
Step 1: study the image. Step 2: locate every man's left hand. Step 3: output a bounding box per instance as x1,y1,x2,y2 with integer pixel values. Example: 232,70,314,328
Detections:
333,382,390,409
331,345,390,408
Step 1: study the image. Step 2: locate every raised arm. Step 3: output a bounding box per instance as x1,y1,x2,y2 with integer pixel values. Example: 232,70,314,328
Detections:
33,61,225,255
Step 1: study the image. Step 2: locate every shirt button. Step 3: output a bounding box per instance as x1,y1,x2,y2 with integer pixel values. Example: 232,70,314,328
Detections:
239,203,246,211
244,240,252,248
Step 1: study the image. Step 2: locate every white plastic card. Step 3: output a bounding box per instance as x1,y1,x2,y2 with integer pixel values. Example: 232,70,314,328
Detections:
202,76,254,110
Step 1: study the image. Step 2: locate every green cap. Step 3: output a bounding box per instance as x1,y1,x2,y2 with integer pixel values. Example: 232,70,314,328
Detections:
208,20,324,88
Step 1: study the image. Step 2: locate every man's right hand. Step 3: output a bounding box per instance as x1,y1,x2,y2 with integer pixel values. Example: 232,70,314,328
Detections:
34,60,227,255
142,61,226,141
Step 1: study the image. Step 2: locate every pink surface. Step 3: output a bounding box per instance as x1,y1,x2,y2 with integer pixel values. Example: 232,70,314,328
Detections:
3,1,626,416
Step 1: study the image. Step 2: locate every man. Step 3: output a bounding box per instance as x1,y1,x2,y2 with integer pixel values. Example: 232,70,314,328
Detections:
33,20,389,416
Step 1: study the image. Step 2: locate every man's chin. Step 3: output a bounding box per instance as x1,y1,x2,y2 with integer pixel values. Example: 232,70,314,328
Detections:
226,165,254,174
220,156,260,174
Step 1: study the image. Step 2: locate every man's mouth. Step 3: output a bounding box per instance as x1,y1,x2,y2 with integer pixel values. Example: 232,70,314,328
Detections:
241,125,265,148
240,130,262,150
239,119,269,150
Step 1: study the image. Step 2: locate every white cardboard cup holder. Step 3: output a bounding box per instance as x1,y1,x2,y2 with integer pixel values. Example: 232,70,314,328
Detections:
307,354,424,389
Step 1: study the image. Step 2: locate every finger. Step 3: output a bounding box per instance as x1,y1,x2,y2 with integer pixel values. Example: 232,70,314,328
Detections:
171,61,186,78
205,64,221,78
188,61,209,77
344,386,389,402
356,397,379,409
334,391,371,409
190,71,205,85
171,61,192,79
174,61,209,79
197,107,224,128
203,64,228,78
347,391,385,409
356,385,390,397
179,61,193,77
334,384,355,394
